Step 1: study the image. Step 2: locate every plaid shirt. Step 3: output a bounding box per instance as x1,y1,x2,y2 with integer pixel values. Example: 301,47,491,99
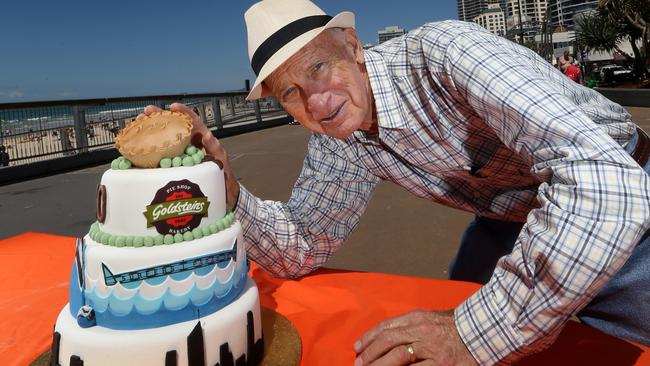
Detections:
235,21,650,364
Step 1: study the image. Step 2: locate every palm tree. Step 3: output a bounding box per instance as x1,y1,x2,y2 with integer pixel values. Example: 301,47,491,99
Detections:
599,0,649,80
575,12,627,54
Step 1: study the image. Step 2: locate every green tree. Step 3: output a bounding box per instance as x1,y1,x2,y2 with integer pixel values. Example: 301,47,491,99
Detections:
599,0,650,80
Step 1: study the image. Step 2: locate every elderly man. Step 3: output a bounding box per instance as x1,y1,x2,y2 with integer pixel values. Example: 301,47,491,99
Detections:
145,0,650,364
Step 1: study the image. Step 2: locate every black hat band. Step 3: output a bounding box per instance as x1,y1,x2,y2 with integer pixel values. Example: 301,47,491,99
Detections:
251,15,333,76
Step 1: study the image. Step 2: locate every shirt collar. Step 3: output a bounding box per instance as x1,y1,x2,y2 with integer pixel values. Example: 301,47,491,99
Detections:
363,49,408,130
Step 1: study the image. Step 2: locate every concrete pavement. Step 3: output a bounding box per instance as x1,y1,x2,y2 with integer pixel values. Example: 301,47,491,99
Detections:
1,107,649,280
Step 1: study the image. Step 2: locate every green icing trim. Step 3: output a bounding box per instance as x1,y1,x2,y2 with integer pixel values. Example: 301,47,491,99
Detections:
182,155,194,167
111,156,133,170
160,158,172,169
88,211,236,247
172,156,182,167
159,145,205,168
185,145,198,155
111,145,205,170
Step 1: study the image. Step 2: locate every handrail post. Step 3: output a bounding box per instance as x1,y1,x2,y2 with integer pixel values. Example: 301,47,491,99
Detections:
72,105,89,153
211,98,223,129
254,100,262,123
229,96,236,116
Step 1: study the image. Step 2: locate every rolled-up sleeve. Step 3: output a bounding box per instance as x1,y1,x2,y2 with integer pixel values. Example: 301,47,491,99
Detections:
439,31,650,364
234,133,380,278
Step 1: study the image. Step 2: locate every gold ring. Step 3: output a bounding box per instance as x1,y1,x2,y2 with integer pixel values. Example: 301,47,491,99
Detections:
406,344,416,363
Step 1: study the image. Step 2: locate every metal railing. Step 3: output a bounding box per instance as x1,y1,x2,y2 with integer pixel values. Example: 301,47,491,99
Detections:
0,92,286,166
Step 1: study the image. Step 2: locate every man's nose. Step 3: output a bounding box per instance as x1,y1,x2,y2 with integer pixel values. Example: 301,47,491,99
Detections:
307,89,332,114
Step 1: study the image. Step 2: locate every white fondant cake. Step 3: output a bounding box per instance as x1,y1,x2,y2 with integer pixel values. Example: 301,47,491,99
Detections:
51,161,264,366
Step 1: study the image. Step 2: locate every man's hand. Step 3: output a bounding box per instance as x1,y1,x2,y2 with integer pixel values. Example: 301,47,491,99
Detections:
140,103,240,210
354,310,478,366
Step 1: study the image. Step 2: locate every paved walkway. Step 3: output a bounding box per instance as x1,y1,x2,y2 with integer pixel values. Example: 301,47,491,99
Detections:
1,107,649,280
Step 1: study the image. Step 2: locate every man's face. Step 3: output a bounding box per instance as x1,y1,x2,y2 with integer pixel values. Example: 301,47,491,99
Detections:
264,28,375,140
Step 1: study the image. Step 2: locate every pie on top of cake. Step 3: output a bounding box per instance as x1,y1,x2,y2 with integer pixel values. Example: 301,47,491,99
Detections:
115,111,193,168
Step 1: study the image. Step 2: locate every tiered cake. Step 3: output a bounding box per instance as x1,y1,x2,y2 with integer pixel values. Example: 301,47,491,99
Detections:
50,111,263,366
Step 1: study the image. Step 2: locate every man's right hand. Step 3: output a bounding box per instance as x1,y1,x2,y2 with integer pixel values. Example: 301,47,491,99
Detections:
140,103,241,210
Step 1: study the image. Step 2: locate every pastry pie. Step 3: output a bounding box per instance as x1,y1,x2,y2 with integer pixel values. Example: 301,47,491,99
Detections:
115,111,193,168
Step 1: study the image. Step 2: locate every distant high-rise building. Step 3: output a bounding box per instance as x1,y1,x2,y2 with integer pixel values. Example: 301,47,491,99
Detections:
505,0,548,28
378,26,406,44
458,0,507,22
548,0,597,29
473,3,506,36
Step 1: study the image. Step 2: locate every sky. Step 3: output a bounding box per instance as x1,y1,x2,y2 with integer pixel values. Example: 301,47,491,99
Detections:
0,0,458,103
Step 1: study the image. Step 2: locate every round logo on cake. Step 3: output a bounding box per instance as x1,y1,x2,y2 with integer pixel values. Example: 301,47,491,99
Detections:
143,179,210,235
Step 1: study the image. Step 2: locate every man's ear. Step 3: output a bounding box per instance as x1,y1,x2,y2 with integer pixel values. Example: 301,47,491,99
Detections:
342,28,364,65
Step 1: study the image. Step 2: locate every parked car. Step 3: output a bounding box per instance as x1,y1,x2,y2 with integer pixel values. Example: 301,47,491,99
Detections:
599,65,634,84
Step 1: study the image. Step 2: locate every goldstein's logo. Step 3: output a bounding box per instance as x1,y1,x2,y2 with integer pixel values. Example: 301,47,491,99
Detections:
143,179,210,235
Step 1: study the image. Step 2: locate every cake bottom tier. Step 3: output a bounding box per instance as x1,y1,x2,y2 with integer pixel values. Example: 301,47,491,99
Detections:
52,277,263,366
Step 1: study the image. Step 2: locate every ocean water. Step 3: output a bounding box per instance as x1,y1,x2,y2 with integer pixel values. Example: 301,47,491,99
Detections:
0,99,212,135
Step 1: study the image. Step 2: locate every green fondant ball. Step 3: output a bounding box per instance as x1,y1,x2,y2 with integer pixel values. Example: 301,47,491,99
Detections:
195,150,204,161
108,235,117,246
164,234,174,245
183,231,194,241
133,236,144,247
100,232,110,245
192,152,202,164
160,158,172,168
192,228,203,239
185,145,198,155
216,220,225,231
182,155,194,167
118,159,132,170
144,236,154,247
154,235,164,246
90,222,99,231
125,236,134,247
172,156,183,167
174,233,184,243
115,236,126,247
201,226,211,237
111,159,120,170
209,223,218,234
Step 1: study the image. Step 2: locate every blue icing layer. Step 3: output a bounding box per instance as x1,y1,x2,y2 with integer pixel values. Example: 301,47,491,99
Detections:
163,284,193,311
109,293,135,316
91,266,248,330
144,276,167,286
122,280,142,290
82,251,248,330
68,262,84,317
191,278,219,306
170,270,194,281
87,289,110,313
133,292,165,315
194,263,216,277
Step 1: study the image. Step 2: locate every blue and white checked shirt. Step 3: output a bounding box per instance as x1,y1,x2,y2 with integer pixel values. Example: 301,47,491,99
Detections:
235,21,650,364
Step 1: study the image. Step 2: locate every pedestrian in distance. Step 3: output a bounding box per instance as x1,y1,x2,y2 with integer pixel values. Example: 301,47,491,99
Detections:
0,145,10,167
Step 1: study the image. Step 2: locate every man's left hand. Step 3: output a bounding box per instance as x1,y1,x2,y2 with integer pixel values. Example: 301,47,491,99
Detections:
354,310,478,366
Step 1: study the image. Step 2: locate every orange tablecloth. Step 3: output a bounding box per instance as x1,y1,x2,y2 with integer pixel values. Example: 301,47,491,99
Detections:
1,233,649,366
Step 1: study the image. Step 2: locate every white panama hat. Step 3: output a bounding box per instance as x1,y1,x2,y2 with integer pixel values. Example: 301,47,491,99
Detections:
244,0,355,100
